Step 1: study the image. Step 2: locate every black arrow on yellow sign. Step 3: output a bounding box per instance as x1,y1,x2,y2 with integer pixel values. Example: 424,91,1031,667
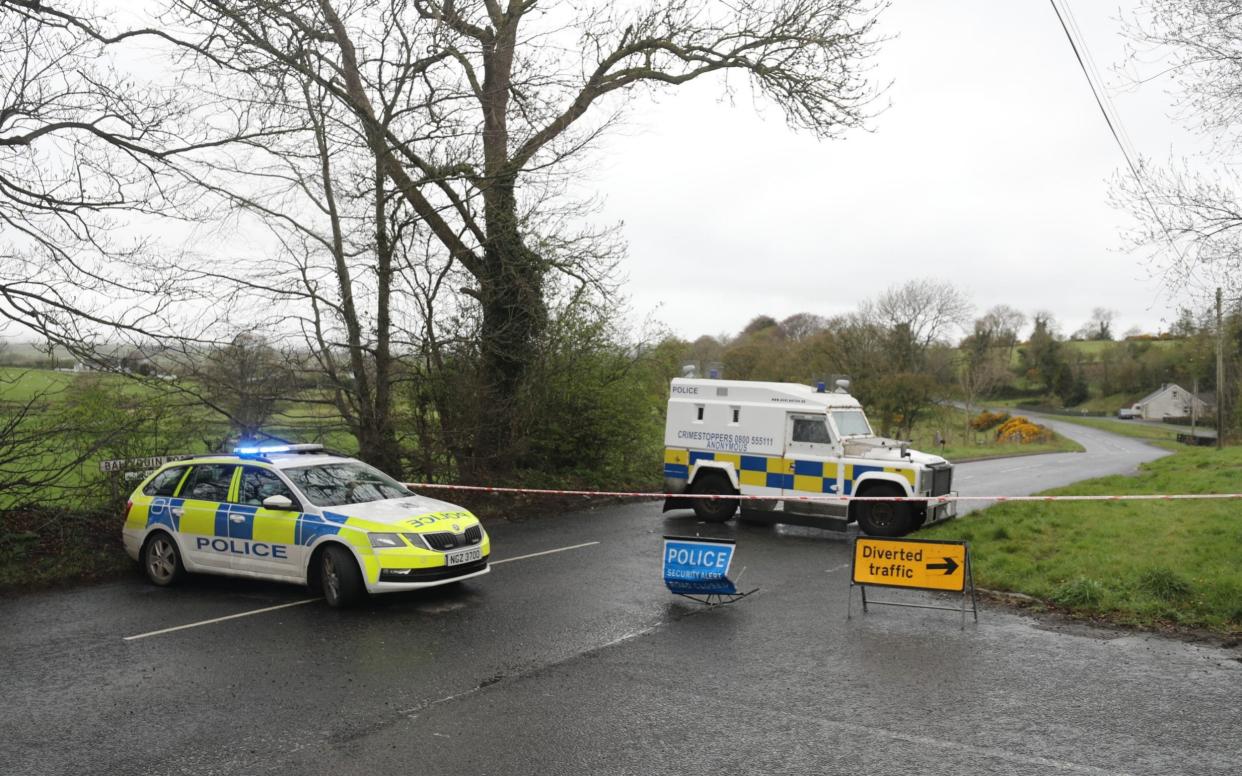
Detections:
927,557,959,575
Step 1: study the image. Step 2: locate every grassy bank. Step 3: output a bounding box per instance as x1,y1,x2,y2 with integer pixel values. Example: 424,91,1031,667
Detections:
921,446,1242,634
909,406,1083,461
0,508,132,591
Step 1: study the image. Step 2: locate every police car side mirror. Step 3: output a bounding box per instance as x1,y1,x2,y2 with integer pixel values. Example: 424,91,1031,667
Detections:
263,495,294,511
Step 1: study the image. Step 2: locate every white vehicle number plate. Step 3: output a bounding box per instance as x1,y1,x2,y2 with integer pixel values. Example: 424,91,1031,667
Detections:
446,547,482,566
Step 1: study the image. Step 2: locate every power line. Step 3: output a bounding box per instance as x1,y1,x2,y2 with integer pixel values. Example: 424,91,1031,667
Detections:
1060,0,1140,162
1047,0,1185,264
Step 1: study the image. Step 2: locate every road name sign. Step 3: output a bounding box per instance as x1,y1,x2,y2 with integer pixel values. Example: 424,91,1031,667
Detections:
100,454,194,473
852,536,968,592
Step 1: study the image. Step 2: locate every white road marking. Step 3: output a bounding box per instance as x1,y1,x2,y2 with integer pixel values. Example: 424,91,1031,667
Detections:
825,563,851,574
123,598,320,641
490,541,600,565
124,541,601,641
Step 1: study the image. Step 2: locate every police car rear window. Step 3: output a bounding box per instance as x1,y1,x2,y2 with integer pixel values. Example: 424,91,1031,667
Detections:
283,462,411,507
181,464,236,502
143,466,187,497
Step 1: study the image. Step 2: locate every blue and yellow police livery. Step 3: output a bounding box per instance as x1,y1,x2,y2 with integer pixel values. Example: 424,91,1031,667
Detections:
122,444,490,607
662,378,955,536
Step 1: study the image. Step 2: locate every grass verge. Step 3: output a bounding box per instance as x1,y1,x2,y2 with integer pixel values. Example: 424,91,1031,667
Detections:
1049,414,1185,445
920,446,1242,635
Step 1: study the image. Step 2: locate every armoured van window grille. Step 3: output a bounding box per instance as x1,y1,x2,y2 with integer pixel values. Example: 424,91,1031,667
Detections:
792,418,833,445
696,406,704,421
716,387,728,397
732,408,740,423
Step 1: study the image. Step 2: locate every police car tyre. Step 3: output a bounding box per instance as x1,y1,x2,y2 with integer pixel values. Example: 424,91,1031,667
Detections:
854,482,916,537
319,544,364,608
689,472,738,523
142,531,185,587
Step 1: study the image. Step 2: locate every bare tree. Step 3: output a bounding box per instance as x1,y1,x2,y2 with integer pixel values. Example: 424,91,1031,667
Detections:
976,304,1026,360
1118,2,1242,292
780,312,829,341
164,0,888,474
958,321,1009,431
864,278,973,353
0,1,285,367
1084,307,1117,341
189,334,297,442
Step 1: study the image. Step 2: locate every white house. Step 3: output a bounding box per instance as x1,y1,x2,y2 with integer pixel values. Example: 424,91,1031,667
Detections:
1129,383,1213,421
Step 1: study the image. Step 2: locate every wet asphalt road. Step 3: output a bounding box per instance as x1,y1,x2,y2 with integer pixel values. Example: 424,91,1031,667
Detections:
3,422,1238,776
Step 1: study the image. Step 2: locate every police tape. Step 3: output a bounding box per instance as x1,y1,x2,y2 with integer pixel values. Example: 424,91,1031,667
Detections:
405,483,1242,503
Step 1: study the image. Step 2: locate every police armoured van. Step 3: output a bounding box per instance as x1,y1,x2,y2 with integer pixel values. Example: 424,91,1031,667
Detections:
662,378,955,536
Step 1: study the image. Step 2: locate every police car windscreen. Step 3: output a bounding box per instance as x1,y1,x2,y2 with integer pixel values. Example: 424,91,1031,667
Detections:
283,462,412,507
830,410,871,437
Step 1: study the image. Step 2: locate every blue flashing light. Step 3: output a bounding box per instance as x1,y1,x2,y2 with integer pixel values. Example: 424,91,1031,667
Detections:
233,444,291,455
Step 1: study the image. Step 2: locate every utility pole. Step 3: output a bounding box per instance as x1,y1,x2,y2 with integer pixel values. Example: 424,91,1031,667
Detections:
1187,377,1197,442
1217,287,1224,450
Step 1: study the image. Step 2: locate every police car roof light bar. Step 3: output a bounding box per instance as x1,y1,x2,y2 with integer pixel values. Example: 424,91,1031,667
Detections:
232,442,325,456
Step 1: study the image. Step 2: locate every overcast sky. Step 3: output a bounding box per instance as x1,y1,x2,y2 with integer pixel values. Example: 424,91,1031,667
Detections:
582,0,1208,342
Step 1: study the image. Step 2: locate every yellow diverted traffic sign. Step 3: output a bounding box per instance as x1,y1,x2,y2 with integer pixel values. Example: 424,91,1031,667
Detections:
852,537,968,593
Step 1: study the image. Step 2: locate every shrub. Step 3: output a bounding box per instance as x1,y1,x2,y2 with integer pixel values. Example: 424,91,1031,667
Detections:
1136,567,1192,601
1051,577,1105,608
970,410,1010,432
995,416,1054,444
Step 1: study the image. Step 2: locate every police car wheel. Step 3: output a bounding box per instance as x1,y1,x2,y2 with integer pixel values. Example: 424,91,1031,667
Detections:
689,472,738,523
320,545,364,608
855,483,915,537
142,532,185,587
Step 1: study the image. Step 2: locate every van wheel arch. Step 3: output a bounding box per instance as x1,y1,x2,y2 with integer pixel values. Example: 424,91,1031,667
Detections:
851,480,917,537
688,470,739,523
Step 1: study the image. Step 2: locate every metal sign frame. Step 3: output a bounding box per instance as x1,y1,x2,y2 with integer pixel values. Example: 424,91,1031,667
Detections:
847,536,978,629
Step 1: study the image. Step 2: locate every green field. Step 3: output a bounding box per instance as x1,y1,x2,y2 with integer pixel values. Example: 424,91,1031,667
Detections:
0,367,79,403
921,446,1242,634
0,368,358,511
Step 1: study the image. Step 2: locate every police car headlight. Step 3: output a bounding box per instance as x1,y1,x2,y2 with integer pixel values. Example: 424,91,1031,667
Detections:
368,533,406,549
402,533,429,549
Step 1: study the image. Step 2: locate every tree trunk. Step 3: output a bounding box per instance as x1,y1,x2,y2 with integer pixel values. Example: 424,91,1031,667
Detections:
472,172,547,476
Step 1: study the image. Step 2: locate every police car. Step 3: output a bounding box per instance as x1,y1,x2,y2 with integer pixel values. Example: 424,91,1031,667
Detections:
121,444,490,607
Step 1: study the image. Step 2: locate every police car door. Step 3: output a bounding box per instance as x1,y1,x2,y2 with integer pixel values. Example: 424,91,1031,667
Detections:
782,413,844,514
230,466,302,578
176,463,238,571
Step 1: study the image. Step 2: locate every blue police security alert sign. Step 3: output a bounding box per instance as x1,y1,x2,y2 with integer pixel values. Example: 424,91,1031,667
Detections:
662,536,737,596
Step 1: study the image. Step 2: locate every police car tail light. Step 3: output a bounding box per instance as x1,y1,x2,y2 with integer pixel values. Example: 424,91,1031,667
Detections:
122,500,133,521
